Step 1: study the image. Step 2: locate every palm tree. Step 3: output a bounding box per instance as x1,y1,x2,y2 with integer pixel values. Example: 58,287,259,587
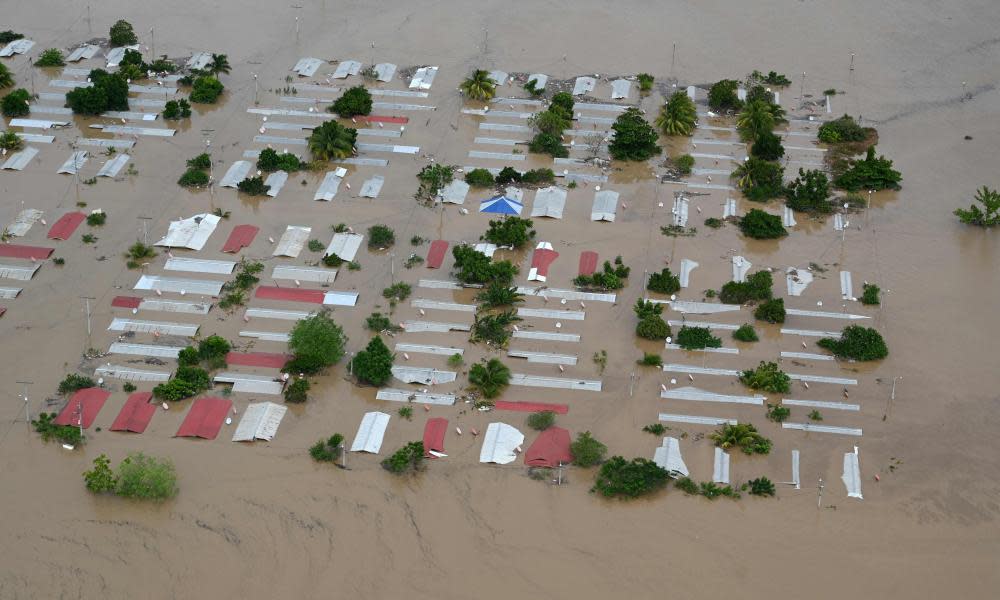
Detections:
468,358,511,399
0,63,14,89
710,423,771,455
475,282,524,309
736,100,774,141
209,54,230,76
655,91,697,136
460,69,496,101
308,121,358,161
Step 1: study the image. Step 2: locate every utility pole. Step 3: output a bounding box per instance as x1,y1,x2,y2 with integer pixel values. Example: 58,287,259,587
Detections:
849,53,855,71
799,72,806,101
137,215,152,245
79,295,96,341
16,380,33,427
252,73,258,105
150,27,155,58
817,478,824,508
87,5,92,34
671,42,676,76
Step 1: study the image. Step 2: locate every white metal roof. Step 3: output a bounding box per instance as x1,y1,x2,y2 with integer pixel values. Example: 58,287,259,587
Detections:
487,70,508,85
271,265,336,284
591,190,618,221
666,300,740,314
29,104,73,115
653,437,689,477
576,102,628,113
782,398,860,412
154,213,220,251
473,243,497,257
93,124,174,136
66,44,100,62
510,373,601,391
784,308,869,320
408,66,439,90
77,138,134,150
332,60,361,79
96,153,131,178
779,351,835,361
783,206,797,227
679,259,698,288
672,197,689,227
323,291,358,306
273,226,312,257
108,342,184,358
791,449,801,489
0,263,40,281
239,330,291,342
664,343,738,355
326,232,363,261
391,366,457,385
314,171,343,201
511,330,580,342
1,147,39,171
292,57,324,77
138,298,212,314
526,74,548,89
507,350,578,365
0,286,22,299
517,307,585,321
401,320,471,333
351,411,391,453
419,279,464,290
530,186,566,219
214,373,284,395
840,271,854,300
723,198,738,218
394,343,463,357
265,171,288,198
359,175,384,198
658,413,737,426
783,422,863,436
244,307,313,321
779,327,843,337
108,318,199,336
135,275,225,296
47,80,90,89
713,448,731,484
56,151,89,175
411,299,476,313
786,267,814,296
16,133,54,144
233,402,288,441
0,39,34,56
842,449,863,499
516,287,616,303
788,373,858,386
94,364,170,382
105,45,139,67
610,79,631,99
731,256,751,283
186,51,213,70
376,388,455,405
374,63,397,82
219,161,253,188
663,364,738,378
479,423,524,464
572,76,596,96
660,385,764,405
164,257,236,275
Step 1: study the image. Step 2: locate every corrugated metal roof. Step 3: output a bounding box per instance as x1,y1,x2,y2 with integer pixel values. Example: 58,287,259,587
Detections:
659,413,737,426
358,128,402,138
135,275,225,296
0,39,34,56
411,299,476,313
679,259,698,288
6,209,44,237
479,122,532,133
326,232,363,260
376,388,455,405
2,147,39,171
579,115,614,125
0,263,40,281
439,180,469,204
14,133,54,143
672,197,689,226
782,398,860,412
185,51,213,70
394,343,462,357
526,74,548,89
248,107,331,118
138,298,212,314
105,45,139,67
356,142,420,154
244,307,313,321
233,402,288,441
400,320,471,333
95,124,174,136
332,60,361,79
667,319,738,331
511,330,580,342
510,374,601,391
783,206,797,227
517,307,584,321
575,102,628,113
322,291,358,306
272,265,337,284
840,271,853,300
408,66,439,90
391,366,457,385
842,450,863,498
664,343,739,355
479,423,524,465
359,175,384,198
487,70,508,85
77,138,135,149
492,97,544,106
264,171,288,197
131,98,167,109
374,63,397,82
474,136,524,146
29,104,73,115
591,190,618,221
665,300,740,315
788,373,858,386
468,150,524,161
214,373,284,395
784,422,863,437
220,161,253,188
369,89,427,98
0,287,22,299
507,350,578,365
47,80,90,89
731,255,751,282
96,153,131,178
713,448,731,484
660,386,764,405
261,121,312,131
154,213,221,251
530,187,566,219
273,226,311,257
95,364,171,382
418,279,464,290
653,437,689,477
292,57,324,77
572,76,596,96
791,450,801,488
337,157,388,166
66,44,100,62
314,171,343,201
351,411,391,453
371,101,434,111
108,318,199,336
784,308,869,320
239,330,291,342
56,151,89,175
516,286,616,303
10,118,70,130
663,364,739,377
610,79,631,99
164,257,235,275
108,342,183,358
780,351,836,361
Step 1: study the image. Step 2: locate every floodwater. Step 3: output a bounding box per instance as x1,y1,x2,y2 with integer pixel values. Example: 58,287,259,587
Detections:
1,1,999,598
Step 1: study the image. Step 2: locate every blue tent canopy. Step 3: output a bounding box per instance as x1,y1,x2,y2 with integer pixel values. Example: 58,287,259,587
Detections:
480,195,524,215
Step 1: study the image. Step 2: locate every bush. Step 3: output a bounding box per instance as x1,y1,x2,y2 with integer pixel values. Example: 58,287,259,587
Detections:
817,325,888,361
482,216,535,249
635,315,669,340
739,361,790,393
1,88,31,117
59,373,96,395
398,406,413,420
364,312,398,332
381,282,411,302
754,298,786,323
719,270,773,304
861,283,880,305
0,130,22,150
465,168,495,187
495,166,522,186
818,114,867,143
711,423,772,455
84,454,116,493
750,130,785,161
66,69,129,114
190,76,224,103
593,457,670,498
351,336,394,386
237,176,270,196
748,476,776,497
676,326,722,350
153,366,211,401
284,378,310,403
177,346,199,367
309,120,358,161
256,148,304,172
526,411,556,431
637,73,655,91
674,153,695,175
32,412,83,446
528,132,568,158
363,224,394,249
766,403,790,422
416,163,455,197
468,359,510,399
381,441,425,474
699,481,740,500
646,267,681,294
286,310,347,374
162,98,192,119
638,352,662,366
187,153,211,169
733,324,759,342
643,423,667,435
521,168,555,185
178,168,209,187
0,63,11,89
708,79,741,111
733,157,785,201
448,353,464,367
808,410,823,421
310,433,344,462
954,186,1000,227
834,146,902,191
85,211,107,226
123,382,136,393
452,245,518,285
608,107,661,161
675,477,700,495
570,431,607,467
125,241,156,265
785,168,832,213
551,92,574,115
331,85,372,117
740,208,787,239
574,256,630,291
0,30,23,44
114,453,178,500
109,19,138,46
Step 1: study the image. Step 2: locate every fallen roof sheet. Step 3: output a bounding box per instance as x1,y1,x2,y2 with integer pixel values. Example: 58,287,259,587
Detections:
525,427,572,467
672,197,689,227
374,62,397,82
66,44,100,62
265,171,288,198
0,244,53,260
108,318,200,336
512,330,580,342
359,175,385,198
507,350,578,365
473,242,497,257
517,307,584,321
292,57,324,77
426,240,448,268
392,366,457,385
713,448,731,484
661,385,765,405
255,286,324,304
138,298,212,314
783,422,863,436
653,437,690,477
411,298,476,313
94,364,171,382
272,265,337,284
96,153,131,178
732,255,752,282
326,232,364,260
572,76,597,96
239,330,290,342
135,275,225,296
610,79,631,99
376,388,456,406
0,38,33,56
4,210,40,237
154,213,221,251
591,190,618,221
164,257,235,275
0,263,41,281
783,206,797,227
222,225,259,252
530,186,566,219
400,320,471,333
659,413,738,426
578,251,599,276
53,388,109,429
272,225,311,257
528,243,559,282
244,307,313,321
176,397,233,439
332,59,362,79
314,171,344,201
56,151,88,175
409,66,439,90
842,449,863,499
2,147,40,171
219,161,253,188
480,422,525,464
423,418,448,456
214,373,285,395
351,411,391,453
524,74,548,90
108,342,183,358
110,392,156,433
511,373,601,391
786,267,814,296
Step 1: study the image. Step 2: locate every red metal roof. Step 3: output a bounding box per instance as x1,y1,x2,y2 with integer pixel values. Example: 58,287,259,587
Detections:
255,286,324,304
175,396,232,439
111,296,142,309
53,387,110,429
423,417,448,456
221,225,259,253
524,426,573,467
47,212,86,240
492,400,569,414
358,115,409,124
530,247,559,278
426,240,448,269
226,351,290,369
110,392,156,433
0,244,54,260
578,251,598,276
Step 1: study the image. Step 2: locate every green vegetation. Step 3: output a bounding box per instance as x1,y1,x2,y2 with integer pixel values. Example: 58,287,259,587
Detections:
656,91,697,136
748,476,776,497
861,283,881,305
754,298,786,323
410,236,426,246
237,176,270,196
83,454,116,493
523,78,544,97
676,326,722,350
711,423,772,455
834,146,902,191
81,234,97,244
66,69,129,114
750,130,784,161
153,366,210,401
0,130,23,150
381,441,425,474
808,410,823,421
674,477,700,495
954,186,1000,227
528,132,568,158
452,244,518,285
307,239,324,252
217,259,262,309
495,166,522,186
1,88,30,117
593,350,608,373
468,358,511,398
177,335,230,370
125,241,156,268
475,282,524,309
470,310,521,346
482,216,535,249
208,54,230,76
740,361,791,393
733,157,784,201
85,453,178,500
573,256,630,291
526,410,556,431
257,148,305,172
448,353,464,368
162,98,192,119
286,310,347,374
737,100,775,142
309,433,344,462
818,114,868,143
416,163,455,198
178,168,209,187
634,299,671,341
593,457,670,498
381,282,411,302
766,403,790,423
637,73,655,92
59,373,96,395
109,19,138,45
733,324,759,342
32,412,83,446
284,378,310,403
308,120,358,161
751,70,792,86
699,481,741,500
398,406,413,420
350,336,394,386
642,423,667,435
85,211,106,226
527,94,573,158
817,325,888,361
364,312,398,332
0,63,12,89
719,270,773,304
331,85,372,117
646,267,681,294
189,76,224,103
368,224,395,248
186,153,210,169
708,79,740,111
0,31,24,44
745,85,786,122
570,431,607,467
521,168,555,185
608,107,661,161
639,352,663,367
403,254,424,269
739,208,787,239
672,154,695,176
465,168,495,187
785,168,832,213
460,69,496,101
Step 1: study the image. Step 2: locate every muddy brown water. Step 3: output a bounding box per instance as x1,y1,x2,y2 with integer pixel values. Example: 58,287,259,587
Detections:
1,1,999,598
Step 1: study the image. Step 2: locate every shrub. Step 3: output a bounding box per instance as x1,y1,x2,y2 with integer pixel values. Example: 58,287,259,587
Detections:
675,477,700,495
59,373,96,395
237,176,270,196
351,336,394,386
84,454,116,493
82,234,97,244
331,85,372,117
382,441,425,474
284,378,310,403
785,168,832,213
468,358,511,399
177,346,199,367
123,382,136,393
740,361,790,393
817,325,888,361
257,148,303,172
733,324,759,342
643,423,667,435
0,130,22,150
186,153,211,169
85,211,106,226
471,311,521,346
178,168,209,187
860,283,880,305
0,63,12,89
162,98,192,119
637,73,655,91
32,412,83,446
748,476,776,497
551,92,574,114
364,312,398,332
526,411,556,431
109,19,138,46
528,132,568,158
452,245,518,285
286,310,347,374
755,70,791,86
808,410,823,421
398,406,413,420
737,99,776,141
465,168,495,187
1,88,31,117
646,267,680,294
381,282,411,302
708,79,741,111
754,298,786,323
309,120,358,161
197,335,229,365
719,270,773,304
310,434,344,462
530,103,572,136
766,403,790,423
367,224,395,248
0,30,23,44
740,208,787,239
818,114,867,143
482,216,535,249
114,453,178,500
699,481,740,500
125,241,156,265
750,130,785,161
574,257,630,291
656,91,697,136
733,157,785,201
674,153,695,175
954,186,1000,227
153,366,210,401
834,146,902,191
638,352,662,366
570,431,607,467
593,457,670,498
189,76,224,103
521,168,555,185
448,353,464,368
711,423,772,455
636,314,670,341
676,326,722,350
608,107,661,161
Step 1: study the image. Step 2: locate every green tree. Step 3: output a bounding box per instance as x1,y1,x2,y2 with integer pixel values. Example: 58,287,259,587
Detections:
0,63,13,89
162,98,192,119
482,216,535,248
452,245,517,285
593,457,670,498
1,88,31,117
368,224,395,248
708,79,741,111
754,298,786,323
739,361,790,393
711,423,772,455
465,168,495,187
190,76,224,103
733,324,759,342
526,411,556,431
308,120,358,161
530,108,571,136
209,53,231,76
954,186,1000,227
528,133,568,158
676,326,722,350
109,20,139,46
817,325,888,361
331,85,373,117
381,441,425,474
739,208,787,239
860,283,881,305
256,148,303,172
834,146,902,191
608,107,661,161
114,453,178,500
35,48,65,67
785,168,832,213
460,69,496,101
750,130,784,161
58,373,96,395
646,267,681,294
284,378,310,403
570,431,607,467
468,358,511,399
286,311,347,374
351,336,394,386
66,85,108,114
655,91,697,136
719,270,773,304
237,176,270,196
737,100,775,141
733,157,784,201
818,114,868,143
476,282,524,309
0,130,22,151
310,433,344,462
83,454,117,493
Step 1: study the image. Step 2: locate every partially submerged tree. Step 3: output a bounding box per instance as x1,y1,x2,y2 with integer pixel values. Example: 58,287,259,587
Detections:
465,168,495,187
634,299,670,341
482,216,535,249
817,325,888,361
750,130,785,161
468,358,511,399
1,88,31,117
707,79,741,112
570,431,607,467
655,91,697,136
676,326,722,350
754,298,786,324
475,282,524,309
35,48,65,67
739,361,790,393
284,378,310,403
0,130,23,151
860,283,881,305
109,19,139,46
381,441,425,474
785,168,832,213
460,69,496,101
526,411,556,431
954,186,1000,227
593,457,670,499
739,208,787,240
0,63,13,89
66,69,129,114
733,323,759,342
256,147,303,172
208,53,231,76
719,270,773,304
737,100,775,141
646,267,681,294
162,98,192,119
819,114,868,143
367,224,395,248
237,176,270,196
331,85,372,117
608,107,661,161
351,336,394,386
308,120,357,161
189,76,224,103
710,423,772,455
733,157,784,201
452,244,517,285
834,146,902,191
286,310,347,374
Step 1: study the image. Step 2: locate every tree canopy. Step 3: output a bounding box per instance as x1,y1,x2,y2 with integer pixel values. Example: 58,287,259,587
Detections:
954,186,1000,227
739,208,787,239
608,108,661,161
834,146,902,191
331,85,372,117
351,336,394,386
482,217,535,249
655,91,697,136
287,311,347,374
468,358,511,399
109,20,138,46
460,70,496,101
308,120,357,161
